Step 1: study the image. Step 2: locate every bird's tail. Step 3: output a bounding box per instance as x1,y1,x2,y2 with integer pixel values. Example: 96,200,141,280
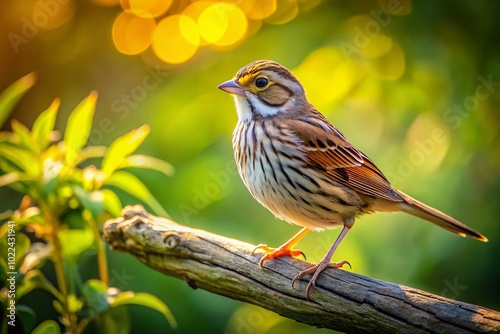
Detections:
374,190,488,242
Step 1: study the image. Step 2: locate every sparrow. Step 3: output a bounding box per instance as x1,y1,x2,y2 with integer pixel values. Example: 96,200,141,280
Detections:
218,60,487,299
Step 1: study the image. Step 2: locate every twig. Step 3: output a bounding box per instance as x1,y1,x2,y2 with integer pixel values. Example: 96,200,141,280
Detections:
103,205,500,334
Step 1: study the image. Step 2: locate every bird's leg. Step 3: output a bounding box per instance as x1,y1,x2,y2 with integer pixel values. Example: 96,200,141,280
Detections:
292,217,354,300
253,227,310,267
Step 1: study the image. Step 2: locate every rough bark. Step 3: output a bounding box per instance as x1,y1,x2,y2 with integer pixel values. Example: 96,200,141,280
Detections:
103,205,500,334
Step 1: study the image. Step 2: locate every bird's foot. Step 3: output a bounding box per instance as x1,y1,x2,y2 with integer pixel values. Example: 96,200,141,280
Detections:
252,244,306,267
292,259,351,300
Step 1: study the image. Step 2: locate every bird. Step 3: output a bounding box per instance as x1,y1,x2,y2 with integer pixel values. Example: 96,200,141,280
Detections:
217,60,487,299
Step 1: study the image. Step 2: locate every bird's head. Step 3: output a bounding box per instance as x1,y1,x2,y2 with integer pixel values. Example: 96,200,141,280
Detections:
218,60,307,122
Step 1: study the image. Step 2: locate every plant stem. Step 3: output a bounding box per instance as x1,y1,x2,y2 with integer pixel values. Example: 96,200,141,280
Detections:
90,216,109,285
45,208,76,331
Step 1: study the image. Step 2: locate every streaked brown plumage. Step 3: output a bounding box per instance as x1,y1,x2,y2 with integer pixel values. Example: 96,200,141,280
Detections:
218,60,487,299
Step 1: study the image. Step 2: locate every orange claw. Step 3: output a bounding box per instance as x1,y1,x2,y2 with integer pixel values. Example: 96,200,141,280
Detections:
252,244,306,267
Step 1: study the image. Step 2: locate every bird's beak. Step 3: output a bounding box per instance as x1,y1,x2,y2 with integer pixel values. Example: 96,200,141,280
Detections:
218,79,246,97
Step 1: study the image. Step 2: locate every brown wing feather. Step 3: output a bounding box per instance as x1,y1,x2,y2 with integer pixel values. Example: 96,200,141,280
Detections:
289,113,402,202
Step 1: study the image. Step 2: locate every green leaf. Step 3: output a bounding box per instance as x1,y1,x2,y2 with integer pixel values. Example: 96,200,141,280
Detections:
0,145,40,177
0,155,19,174
121,154,175,176
105,170,168,217
58,228,94,261
17,270,63,301
64,92,98,166
82,279,110,313
0,72,36,127
14,232,31,268
101,125,150,179
32,319,60,334
16,305,37,333
100,189,122,217
52,300,65,316
110,291,177,329
73,186,105,220
11,119,35,148
0,229,30,271
77,145,107,164
32,99,60,153
95,307,131,334
67,294,84,313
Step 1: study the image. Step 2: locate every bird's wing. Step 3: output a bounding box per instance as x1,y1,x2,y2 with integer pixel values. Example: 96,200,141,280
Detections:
289,114,403,202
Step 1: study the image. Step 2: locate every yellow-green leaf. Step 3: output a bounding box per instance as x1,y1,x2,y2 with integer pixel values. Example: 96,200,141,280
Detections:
100,189,122,217
64,92,98,166
110,291,177,329
11,119,35,149
121,154,174,176
58,228,94,261
0,145,40,177
68,294,84,313
32,99,60,153
73,186,105,220
77,145,107,164
0,72,36,127
105,170,168,217
0,131,14,143
96,307,131,334
101,125,150,178
32,320,60,334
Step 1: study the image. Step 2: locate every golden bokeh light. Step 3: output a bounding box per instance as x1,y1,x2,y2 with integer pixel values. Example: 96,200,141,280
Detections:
405,114,450,173
152,15,200,64
105,0,312,64
368,42,405,80
112,12,156,55
121,0,173,18
198,3,247,46
225,0,254,14
266,0,299,25
246,18,263,37
294,47,358,109
342,15,391,55
360,34,393,58
246,0,277,20
182,1,212,46
198,4,227,43
183,1,212,19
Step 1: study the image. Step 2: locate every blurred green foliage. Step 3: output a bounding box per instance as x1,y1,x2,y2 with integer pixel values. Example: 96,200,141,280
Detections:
1,0,499,333
0,76,175,333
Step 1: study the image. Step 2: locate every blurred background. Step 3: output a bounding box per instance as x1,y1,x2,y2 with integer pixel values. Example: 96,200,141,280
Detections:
1,0,499,333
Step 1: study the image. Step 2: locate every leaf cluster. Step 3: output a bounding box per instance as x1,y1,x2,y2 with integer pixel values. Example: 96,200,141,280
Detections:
0,74,176,333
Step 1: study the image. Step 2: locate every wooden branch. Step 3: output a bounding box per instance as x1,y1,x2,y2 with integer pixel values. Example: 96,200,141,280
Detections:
103,205,500,334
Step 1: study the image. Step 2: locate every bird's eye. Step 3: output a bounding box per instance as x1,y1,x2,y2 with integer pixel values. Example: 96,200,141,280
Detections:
255,77,268,88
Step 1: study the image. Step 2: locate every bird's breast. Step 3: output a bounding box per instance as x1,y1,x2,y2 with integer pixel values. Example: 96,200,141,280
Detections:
233,120,363,230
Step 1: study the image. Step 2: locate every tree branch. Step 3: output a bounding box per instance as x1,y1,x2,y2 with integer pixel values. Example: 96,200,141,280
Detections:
103,205,500,334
